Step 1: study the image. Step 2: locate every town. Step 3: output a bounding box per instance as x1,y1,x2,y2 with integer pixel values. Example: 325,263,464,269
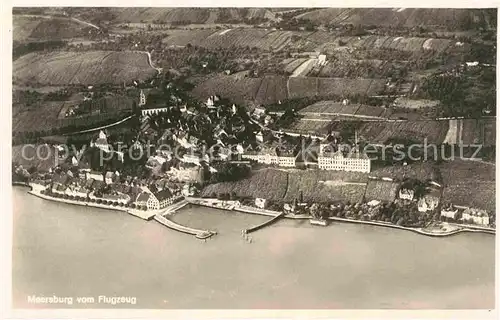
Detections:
12,7,496,239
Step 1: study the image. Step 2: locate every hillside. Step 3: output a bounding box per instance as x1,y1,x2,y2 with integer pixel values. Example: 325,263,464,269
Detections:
191,74,386,106
108,8,276,24
13,15,92,42
295,8,497,30
13,51,157,86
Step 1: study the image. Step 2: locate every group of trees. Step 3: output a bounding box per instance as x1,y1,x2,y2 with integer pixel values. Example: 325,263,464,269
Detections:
419,66,495,117
41,188,137,208
209,162,251,183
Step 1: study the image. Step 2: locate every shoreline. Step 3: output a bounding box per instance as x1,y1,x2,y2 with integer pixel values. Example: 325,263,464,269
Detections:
17,186,495,238
24,185,156,220
186,198,496,237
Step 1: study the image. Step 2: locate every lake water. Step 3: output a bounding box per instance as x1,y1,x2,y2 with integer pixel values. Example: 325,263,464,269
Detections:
12,187,495,309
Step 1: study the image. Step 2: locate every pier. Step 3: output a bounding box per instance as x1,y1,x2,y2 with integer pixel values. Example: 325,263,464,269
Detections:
243,212,286,234
154,214,216,239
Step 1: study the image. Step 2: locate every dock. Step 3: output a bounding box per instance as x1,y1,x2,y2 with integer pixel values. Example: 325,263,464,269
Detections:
243,212,286,234
154,214,216,239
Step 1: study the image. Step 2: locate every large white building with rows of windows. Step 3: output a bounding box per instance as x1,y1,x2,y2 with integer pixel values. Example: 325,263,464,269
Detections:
317,144,371,173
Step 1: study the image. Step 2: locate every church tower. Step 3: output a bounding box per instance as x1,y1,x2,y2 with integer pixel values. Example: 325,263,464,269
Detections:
139,89,146,107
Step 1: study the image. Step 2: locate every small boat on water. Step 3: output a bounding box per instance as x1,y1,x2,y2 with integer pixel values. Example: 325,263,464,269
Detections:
310,218,329,226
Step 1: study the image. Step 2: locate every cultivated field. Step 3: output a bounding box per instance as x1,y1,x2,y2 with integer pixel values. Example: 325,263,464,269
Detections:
192,75,386,106
201,168,288,200
191,75,264,105
110,8,276,24
12,144,59,172
370,162,440,181
13,51,157,85
316,35,454,54
284,170,368,203
13,15,91,42
460,118,496,146
295,8,496,30
288,77,386,99
358,120,449,144
439,160,495,212
163,29,304,51
300,101,387,118
364,180,400,202
13,101,66,133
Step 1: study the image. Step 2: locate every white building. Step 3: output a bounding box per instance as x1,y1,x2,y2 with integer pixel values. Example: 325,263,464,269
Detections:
141,107,169,116
139,89,146,106
255,198,267,209
135,188,180,211
318,148,370,173
318,54,327,66
278,154,296,167
90,130,111,153
441,207,458,219
461,208,490,226
399,188,415,201
242,146,279,165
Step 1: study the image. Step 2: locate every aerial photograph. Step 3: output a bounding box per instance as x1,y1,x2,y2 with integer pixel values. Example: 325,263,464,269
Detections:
11,7,496,309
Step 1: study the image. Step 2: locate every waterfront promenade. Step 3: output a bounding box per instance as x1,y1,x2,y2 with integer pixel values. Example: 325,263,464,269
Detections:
27,183,156,220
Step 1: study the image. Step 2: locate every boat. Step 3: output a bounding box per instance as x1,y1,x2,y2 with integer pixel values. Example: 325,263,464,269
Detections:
310,218,329,226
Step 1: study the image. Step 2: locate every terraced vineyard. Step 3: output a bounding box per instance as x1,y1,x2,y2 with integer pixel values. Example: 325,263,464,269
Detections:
13,51,157,85
13,15,93,42
358,120,449,144
295,8,495,30
163,29,306,51
440,160,495,212
192,75,386,106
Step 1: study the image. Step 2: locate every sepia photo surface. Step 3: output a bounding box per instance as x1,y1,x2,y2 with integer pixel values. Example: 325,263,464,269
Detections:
10,6,496,311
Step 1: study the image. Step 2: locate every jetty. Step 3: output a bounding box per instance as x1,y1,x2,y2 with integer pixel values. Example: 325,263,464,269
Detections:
243,212,286,234
154,214,216,239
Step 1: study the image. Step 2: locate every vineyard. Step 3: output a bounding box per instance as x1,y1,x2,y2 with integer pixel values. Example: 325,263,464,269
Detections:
163,29,307,51
369,162,440,181
13,101,65,133
284,170,368,203
299,101,387,118
316,35,454,54
201,168,288,200
460,118,496,146
13,51,157,85
439,160,495,212
13,15,91,42
295,8,495,31
192,75,386,106
12,144,59,172
358,120,449,144
364,180,400,202
110,7,276,24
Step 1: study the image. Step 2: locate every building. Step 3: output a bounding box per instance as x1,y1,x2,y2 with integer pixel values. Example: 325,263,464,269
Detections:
277,149,297,167
241,146,279,165
318,54,327,66
86,171,104,182
461,208,490,226
399,188,415,201
90,130,111,152
441,206,458,219
417,193,440,212
318,148,370,173
141,106,170,116
255,198,267,209
134,188,181,211
139,89,146,106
